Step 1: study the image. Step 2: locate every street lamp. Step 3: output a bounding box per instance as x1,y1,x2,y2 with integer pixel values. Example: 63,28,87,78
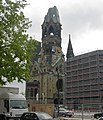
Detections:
56,67,64,117
57,72,60,117
49,68,64,117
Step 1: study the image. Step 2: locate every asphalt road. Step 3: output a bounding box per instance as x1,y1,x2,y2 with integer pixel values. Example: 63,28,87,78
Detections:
57,117,95,120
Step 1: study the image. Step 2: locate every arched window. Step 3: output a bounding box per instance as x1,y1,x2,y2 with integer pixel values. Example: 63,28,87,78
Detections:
48,26,54,35
30,88,33,97
34,88,38,97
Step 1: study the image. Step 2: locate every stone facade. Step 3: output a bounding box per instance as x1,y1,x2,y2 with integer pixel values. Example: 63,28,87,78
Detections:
26,6,65,105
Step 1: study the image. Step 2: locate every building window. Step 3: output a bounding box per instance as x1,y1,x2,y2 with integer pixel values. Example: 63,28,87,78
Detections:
83,63,89,68
78,75,82,79
83,80,90,85
90,78,98,84
100,72,103,77
67,62,71,66
90,67,97,72
78,64,82,69
71,60,77,64
72,71,77,76
83,74,89,79
26,88,30,97
99,54,103,59
90,61,97,66
83,68,89,73
100,78,103,83
49,89,51,92
99,60,103,64
67,67,71,71
91,85,98,90
34,88,38,97
78,70,82,74
72,65,77,69
82,57,89,63
72,76,77,81
90,72,97,78
100,66,103,71
90,55,96,60
67,72,71,76
30,88,33,97
78,59,82,63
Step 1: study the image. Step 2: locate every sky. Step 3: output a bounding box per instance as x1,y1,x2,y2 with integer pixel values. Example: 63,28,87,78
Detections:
5,0,103,93
24,0,103,56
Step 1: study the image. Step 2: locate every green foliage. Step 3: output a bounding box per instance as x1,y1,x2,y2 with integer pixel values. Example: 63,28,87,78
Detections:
0,0,37,85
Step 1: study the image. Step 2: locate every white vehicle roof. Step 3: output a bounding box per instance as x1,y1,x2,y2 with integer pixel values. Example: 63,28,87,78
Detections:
0,87,19,94
0,92,26,100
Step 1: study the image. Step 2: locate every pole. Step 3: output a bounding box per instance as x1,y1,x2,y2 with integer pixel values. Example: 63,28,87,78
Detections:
57,86,59,117
82,104,84,120
57,72,59,117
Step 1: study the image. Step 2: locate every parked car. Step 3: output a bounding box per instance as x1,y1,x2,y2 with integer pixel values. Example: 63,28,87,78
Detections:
55,108,73,117
20,112,55,120
98,117,103,120
94,112,103,119
0,114,7,120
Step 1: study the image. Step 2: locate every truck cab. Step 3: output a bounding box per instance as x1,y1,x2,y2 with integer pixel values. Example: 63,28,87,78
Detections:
0,92,28,119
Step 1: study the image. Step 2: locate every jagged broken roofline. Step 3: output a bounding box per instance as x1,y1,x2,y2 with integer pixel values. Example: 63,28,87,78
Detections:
44,6,60,23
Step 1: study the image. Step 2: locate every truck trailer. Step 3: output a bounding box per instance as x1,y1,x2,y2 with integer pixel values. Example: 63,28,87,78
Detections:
0,86,28,119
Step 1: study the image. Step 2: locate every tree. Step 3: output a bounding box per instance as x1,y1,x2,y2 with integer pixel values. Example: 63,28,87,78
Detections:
0,0,37,85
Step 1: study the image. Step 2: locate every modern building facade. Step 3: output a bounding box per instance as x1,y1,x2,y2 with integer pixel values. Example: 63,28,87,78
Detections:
65,38,103,111
26,6,65,105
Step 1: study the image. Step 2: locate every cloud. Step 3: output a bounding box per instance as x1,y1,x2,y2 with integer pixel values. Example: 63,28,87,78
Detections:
24,0,103,49
7,0,103,92
60,0,103,39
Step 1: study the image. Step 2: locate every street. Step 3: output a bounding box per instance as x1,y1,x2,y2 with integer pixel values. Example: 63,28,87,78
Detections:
57,116,95,120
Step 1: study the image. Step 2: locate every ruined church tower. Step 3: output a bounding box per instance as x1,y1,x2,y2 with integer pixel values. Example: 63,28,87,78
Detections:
26,6,65,104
